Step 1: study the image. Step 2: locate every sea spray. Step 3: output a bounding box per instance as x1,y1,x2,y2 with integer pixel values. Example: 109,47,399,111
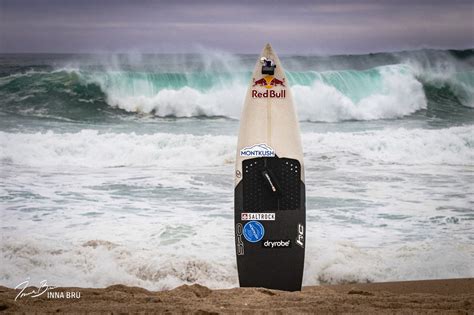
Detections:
1,51,473,121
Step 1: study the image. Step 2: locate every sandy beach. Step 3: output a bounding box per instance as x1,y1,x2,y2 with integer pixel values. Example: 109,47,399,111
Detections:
0,278,472,314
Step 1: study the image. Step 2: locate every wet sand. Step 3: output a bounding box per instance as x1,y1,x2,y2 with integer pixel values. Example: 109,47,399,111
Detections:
0,278,473,314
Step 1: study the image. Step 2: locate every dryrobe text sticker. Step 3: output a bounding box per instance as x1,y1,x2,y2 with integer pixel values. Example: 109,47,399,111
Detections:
240,143,275,157
243,221,265,243
241,212,275,221
262,240,291,248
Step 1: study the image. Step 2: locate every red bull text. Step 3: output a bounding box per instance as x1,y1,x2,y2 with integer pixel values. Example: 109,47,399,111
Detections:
252,89,286,98
252,75,286,98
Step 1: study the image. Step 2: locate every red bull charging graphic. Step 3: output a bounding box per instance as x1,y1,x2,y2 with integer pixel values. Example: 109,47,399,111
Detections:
251,75,286,98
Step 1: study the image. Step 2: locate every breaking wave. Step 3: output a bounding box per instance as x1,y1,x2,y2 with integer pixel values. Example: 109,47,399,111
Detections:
0,49,473,122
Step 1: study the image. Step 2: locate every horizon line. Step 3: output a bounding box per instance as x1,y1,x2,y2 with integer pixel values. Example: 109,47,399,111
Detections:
0,47,473,57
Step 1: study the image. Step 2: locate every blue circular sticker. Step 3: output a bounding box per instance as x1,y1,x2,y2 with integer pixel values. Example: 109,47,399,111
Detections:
243,221,265,243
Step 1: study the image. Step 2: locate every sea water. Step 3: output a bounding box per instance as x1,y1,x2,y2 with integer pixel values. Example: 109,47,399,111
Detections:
0,50,473,289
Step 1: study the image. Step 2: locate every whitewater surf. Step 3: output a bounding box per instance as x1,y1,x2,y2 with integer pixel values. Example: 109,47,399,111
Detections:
0,49,473,290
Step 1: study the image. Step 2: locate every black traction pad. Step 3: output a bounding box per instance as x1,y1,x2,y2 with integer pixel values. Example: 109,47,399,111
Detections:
235,156,305,291
242,157,301,211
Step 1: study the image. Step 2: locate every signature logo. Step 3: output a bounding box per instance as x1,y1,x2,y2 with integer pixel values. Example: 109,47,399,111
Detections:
15,279,58,301
253,75,286,89
14,278,81,301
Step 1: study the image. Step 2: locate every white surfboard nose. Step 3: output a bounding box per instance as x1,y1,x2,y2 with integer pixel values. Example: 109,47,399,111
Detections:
261,43,274,58
236,43,304,186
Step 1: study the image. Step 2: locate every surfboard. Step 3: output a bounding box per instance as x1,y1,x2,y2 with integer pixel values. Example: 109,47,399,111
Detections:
234,43,305,291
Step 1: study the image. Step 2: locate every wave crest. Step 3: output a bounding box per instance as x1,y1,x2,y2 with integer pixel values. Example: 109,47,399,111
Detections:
295,66,427,122
86,64,428,121
0,59,472,122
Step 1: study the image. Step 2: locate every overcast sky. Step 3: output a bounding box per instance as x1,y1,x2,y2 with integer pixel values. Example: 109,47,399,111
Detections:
0,0,473,54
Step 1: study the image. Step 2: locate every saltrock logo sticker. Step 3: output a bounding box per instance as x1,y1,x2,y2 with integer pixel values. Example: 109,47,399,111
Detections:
241,212,275,221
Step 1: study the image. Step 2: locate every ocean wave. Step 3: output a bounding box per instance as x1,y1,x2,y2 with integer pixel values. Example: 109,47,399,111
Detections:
0,59,472,122
303,126,474,166
1,126,472,168
0,130,235,168
91,64,428,122
1,234,472,290
294,65,427,122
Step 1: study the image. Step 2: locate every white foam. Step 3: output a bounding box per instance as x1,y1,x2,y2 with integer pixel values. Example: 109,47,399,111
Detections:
0,220,237,290
303,126,474,166
295,66,427,122
77,64,428,122
400,54,474,108
1,126,471,168
1,126,473,289
0,130,235,168
1,230,472,290
106,86,245,118
303,237,474,285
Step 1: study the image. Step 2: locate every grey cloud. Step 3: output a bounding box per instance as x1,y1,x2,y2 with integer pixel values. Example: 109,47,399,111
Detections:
0,0,472,53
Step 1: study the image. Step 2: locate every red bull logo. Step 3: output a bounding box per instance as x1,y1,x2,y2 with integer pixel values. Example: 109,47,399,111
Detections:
253,75,286,89
252,75,286,98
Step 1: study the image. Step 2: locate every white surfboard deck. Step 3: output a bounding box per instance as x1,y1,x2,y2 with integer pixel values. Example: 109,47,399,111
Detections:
235,43,304,186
